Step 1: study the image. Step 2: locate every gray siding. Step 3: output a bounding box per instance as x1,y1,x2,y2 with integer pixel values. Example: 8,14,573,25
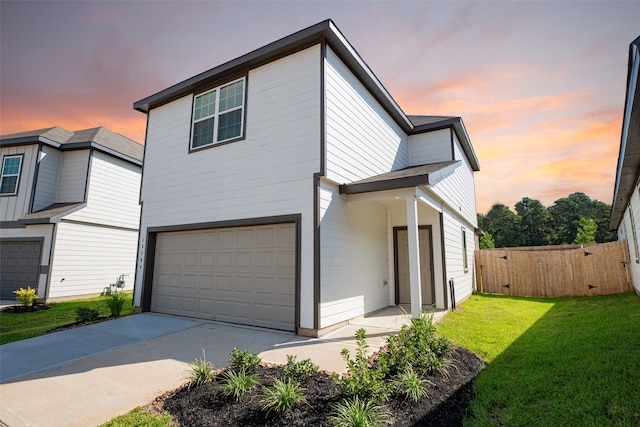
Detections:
57,150,90,203
65,151,141,229
32,146,62,212
0,144,38,221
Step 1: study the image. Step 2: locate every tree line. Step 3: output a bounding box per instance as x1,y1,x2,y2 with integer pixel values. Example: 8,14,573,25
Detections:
477,192,617,248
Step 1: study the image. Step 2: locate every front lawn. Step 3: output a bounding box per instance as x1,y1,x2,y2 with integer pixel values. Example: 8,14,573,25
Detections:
438,292,640,426
0,293,134,345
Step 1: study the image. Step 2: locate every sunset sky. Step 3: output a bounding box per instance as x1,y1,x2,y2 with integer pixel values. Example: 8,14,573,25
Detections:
1,1,638,213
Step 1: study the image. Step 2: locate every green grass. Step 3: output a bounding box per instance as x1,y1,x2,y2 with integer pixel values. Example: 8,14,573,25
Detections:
98,406,171,427
439,292,640,426
0,293,134,345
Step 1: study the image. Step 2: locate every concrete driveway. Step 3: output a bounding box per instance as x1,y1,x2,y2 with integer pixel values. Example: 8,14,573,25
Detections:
0,309,430,427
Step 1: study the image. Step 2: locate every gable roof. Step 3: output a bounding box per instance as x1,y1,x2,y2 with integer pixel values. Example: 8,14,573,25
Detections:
0,126,143,165
611,35,640,230
133,19,479,171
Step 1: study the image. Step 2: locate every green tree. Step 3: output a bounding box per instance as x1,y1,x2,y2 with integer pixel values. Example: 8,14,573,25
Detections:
483,204,523,248
589,200,617,243
574,217,597,245
515,197,551,246
479,232,495,249
548,192,593,245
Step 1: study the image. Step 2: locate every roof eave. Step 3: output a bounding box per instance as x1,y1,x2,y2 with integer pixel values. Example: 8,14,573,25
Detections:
610,36,640,230
0,136,62,149
132,20,413,131
133,20,333,114
339,174,430,195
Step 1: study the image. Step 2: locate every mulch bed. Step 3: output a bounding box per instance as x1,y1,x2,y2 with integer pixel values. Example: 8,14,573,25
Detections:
157,346,484,426
0,302,50,314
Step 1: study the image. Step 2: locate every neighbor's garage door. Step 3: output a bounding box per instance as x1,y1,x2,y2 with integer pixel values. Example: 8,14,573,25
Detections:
0,240,42,300
151,223,296,331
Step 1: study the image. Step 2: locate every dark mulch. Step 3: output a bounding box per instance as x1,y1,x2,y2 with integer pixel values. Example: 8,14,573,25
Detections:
0,302,50,313
159,346,484,427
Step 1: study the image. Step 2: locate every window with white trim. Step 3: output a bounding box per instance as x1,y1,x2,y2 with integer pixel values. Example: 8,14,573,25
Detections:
0,155,23,195
191,77,245,149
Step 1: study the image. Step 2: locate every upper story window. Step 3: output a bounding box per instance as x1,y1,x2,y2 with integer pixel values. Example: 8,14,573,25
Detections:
0,155,23,195
191,77,246,150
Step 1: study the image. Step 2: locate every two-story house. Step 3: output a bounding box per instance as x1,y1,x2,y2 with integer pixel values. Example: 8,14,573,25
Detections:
132,20,480,336
0,126,143,300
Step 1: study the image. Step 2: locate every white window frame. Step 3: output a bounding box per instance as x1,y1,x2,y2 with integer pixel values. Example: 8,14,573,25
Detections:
190,77,246,150
0,154,23,196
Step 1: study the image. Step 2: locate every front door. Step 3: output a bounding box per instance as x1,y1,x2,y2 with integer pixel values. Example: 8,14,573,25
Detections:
396,227,433,305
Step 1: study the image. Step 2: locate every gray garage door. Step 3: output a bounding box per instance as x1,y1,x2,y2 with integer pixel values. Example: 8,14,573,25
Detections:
0,240,42,300
151,223,296,331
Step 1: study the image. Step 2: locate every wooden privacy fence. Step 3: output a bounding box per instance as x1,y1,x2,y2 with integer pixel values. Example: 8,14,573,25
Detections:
475,240,633,297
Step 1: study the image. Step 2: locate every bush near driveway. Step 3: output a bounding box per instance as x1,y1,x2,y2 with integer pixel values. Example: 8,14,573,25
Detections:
439,292,640,426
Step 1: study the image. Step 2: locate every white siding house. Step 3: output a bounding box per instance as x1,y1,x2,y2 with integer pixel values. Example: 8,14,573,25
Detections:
133,20,480,336
0,126,143,300
611,35,640,295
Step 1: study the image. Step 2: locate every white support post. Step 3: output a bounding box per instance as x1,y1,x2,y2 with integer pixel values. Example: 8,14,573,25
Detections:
406,196,422,318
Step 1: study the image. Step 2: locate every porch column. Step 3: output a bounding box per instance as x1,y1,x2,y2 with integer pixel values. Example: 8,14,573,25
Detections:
406,196,422,318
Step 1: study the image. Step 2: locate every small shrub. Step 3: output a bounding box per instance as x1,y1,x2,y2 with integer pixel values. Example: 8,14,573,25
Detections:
332,328,391,402
260,378,307,417
393,366,430,402
220,368,259,400
184,349,215,389
229,347,261,371
283,354,319,382
329,396,392,427
75,307,99,323
377,311,453,377
13,286,38,307
104,290,127,317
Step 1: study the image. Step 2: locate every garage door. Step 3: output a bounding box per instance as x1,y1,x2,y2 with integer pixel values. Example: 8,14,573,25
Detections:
151,223,296,331
0,240,42,300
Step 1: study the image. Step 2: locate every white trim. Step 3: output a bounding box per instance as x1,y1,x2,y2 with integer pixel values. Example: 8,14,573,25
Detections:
190,77,246,149
406,196,422,318
0,154,23,195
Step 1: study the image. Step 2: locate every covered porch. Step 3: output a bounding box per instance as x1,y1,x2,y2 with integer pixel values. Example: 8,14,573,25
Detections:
339,161,459,318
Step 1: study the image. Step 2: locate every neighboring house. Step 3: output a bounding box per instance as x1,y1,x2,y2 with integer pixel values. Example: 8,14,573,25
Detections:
611,35,640,295
0,126,143,300
132,20,480,336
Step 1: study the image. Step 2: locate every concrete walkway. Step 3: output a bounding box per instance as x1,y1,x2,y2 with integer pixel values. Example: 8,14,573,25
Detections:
0,308,446,427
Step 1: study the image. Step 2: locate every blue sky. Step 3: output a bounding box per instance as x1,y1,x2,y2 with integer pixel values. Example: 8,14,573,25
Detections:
1,1,638,212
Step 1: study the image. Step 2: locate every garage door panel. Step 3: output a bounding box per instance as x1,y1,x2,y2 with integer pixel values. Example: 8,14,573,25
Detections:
255,277,275,294
198,275,214,290
151,224,295,331
217,252,233,267
200,253,215,267
235,252,253,268
1,240,42,300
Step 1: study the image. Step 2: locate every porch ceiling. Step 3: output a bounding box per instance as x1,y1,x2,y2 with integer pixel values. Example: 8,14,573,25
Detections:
338,161,459,195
